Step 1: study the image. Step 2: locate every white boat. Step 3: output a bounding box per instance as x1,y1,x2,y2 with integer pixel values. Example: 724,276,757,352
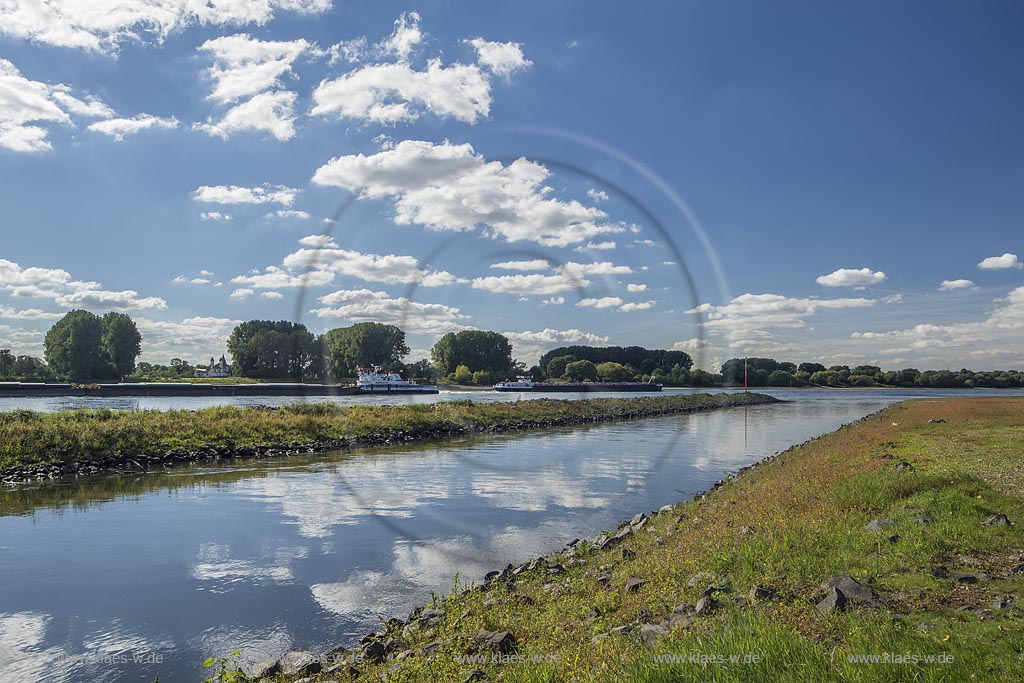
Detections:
493,377,537,390
356,366,439,394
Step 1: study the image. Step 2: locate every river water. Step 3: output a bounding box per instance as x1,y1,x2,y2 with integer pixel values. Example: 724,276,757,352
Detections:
0,389,1021,682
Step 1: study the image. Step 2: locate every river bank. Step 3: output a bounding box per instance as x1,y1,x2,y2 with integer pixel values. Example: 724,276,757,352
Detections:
240,397,1024,682
0,392,776,485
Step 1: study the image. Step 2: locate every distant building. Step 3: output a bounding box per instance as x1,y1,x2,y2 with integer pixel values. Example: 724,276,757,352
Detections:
195,355,230,378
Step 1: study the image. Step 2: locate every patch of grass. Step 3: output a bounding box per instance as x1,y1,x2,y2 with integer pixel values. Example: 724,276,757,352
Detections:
252,398,1024,683
0,392,774,473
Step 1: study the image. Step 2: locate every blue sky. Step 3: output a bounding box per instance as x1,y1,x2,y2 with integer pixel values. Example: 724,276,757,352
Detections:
1,1,1022,370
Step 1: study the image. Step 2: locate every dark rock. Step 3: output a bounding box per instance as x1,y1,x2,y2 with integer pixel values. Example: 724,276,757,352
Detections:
248,657,281,678
596,572,612,586
865,519,894,532
671,603,691,614
463,669,488,682
421,641,441,657
614,525,633,542
911,515,933,525
585,606,601,620
928,419,946,423
817,587,849,614
625,576,647,593
383,638,406,657
887,534,901,544
279,650,322,677
635,623,668,646
748,585,778,602
418,608,445,627
695,595,718,615
610,625,633,636
894,461,914,472
826,576,879,608
360,641,387,663
875,453,894,460
622,548,636,560
931,566,950,579
983,514,1011,526
547,563,565,575
687,572,715,588
475,631,516,654
949,573,978,584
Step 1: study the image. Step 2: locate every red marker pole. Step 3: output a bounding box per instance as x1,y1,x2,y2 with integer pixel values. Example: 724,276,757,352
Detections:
744,357,748,393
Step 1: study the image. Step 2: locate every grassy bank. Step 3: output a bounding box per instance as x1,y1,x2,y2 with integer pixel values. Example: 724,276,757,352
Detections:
0,392,774,476
248,398,1024,683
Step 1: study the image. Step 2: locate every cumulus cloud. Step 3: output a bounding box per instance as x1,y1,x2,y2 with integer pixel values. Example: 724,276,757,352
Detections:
586,189,609,202
201,211,233,221
312,140,625,246
852,287,1024,355
192,184,298,206
199,34,311,103
230,288,253,299
267,209,311,219
87,114,178,141
54,289,167,310
297,234,336,248
576,297,623,309
489,260,550,271
626,283,647,292
938,279,977,291
672,338,711,352
619,301,654,312
472,274,582,296
1,259,163,311
0,305,63,320
0,58,114,152
501,328,608,365
466,38,532,77
261,291,283,299
574,240,616,251
816,267,887,287
194,90,299,141
281,239,465,287
978,253,1022,270
541,296,564,305
0,0,331,52
312,13,523,125
310,288,469,334
231,266,334,289
690,292,878,339
135,316,240,361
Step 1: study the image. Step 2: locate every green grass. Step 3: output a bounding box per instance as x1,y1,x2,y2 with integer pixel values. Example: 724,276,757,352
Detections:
0,392,774,472
248,398,1024,683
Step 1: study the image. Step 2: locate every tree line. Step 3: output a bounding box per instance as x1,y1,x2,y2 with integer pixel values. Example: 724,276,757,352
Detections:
3,312,1020,388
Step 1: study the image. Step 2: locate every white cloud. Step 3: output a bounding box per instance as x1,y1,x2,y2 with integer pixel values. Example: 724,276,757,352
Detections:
313,140,626,246
574,240,616,251
541,296,564,305
619,301,654,312
382,11,423,60
672,338,711,352
467,38,532,77
634,239,657,247
489,259,549,271
194,90,298,141
135,316,239,362
173,276,212,285
626,283,647,292
201,211,233,221
298,234,336,248
816,267,887,287
503,328,609,346
577,297,623,309
586,189,609,202
261,291,283,299
938,279,977,291
0,0,331,52
231,266,334,289
557,261,633,278
54,288,167,310
0,258,71,289
852,287,1024,355
282,242,465,287
199,34,311,103
192,184,298,206
978,253,1022,270
690,292,877,339
267,209,311,219
230,288,253,298
472,274,583,296
310,288,469,334
1,58,115,152
87,114,178,141
0,305,63,320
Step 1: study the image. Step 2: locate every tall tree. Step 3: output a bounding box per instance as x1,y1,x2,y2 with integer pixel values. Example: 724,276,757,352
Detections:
101,312,142,378
431,331,514,376
227,320,317,379
44,310,107,381
321,322,409,379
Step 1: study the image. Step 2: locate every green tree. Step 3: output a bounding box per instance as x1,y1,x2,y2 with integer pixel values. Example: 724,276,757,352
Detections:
44,310,108,381
0,349,13,379
767,370,795,386
471,370,494,385
453,364,472,384
545,355,576,379
101,312,142,378
227,320,317,379
595,361,634,382
431,331,514,377
565,359,598,381
322,322,409,379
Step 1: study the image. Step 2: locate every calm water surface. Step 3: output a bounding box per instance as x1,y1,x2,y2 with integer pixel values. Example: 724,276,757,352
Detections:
1,389,1021,682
